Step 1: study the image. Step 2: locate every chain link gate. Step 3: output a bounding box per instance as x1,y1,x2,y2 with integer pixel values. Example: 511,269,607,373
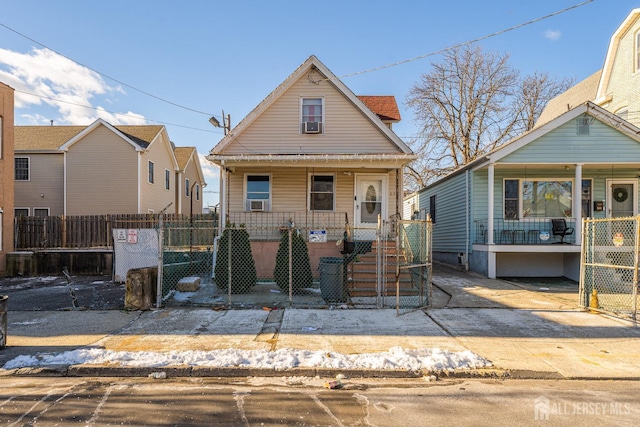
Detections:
394,218,432,314
157,214,218,307
580,216,639,320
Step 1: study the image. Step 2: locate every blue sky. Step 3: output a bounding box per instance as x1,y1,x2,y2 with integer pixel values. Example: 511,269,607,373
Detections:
0,0,635,209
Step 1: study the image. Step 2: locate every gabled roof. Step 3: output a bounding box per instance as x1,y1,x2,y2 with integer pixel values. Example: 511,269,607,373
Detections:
357,96,401,122
15,119,164,152
419,101,640,193
596,8,640,103
535,70,601,127
174,146,206,184
174,146,196,170
210,55,413,155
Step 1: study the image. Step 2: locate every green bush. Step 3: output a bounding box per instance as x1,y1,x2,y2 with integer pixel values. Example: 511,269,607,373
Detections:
274,230,313,293
214,226,256,293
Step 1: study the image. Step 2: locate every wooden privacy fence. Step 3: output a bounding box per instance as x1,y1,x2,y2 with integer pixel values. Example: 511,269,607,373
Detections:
15,213,218,250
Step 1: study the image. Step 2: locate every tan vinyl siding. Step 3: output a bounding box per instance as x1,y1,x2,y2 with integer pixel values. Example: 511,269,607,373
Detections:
225,73,401,155
14,153,65,216
66,125,139,214
227,166,396,220
602,17,640,128
180,161,204,214
140,132,176,213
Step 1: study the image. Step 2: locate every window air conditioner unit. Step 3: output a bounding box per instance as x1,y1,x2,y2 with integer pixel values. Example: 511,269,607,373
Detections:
304,121,321,133
249,200,266,211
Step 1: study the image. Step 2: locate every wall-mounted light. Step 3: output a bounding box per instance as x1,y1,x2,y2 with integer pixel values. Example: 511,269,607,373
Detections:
40,193,44,198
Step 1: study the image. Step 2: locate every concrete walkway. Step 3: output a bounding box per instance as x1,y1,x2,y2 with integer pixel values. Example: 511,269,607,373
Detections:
1,265,638,379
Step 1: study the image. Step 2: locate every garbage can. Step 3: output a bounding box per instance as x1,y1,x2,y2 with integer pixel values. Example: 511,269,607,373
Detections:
319,257,345,303
0,295,7,350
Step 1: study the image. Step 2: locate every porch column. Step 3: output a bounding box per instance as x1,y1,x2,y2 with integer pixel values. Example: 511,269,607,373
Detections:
574,163,582,246
487,164,495,245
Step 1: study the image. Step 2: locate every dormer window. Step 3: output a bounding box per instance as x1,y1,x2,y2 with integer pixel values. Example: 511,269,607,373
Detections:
301,98,323,134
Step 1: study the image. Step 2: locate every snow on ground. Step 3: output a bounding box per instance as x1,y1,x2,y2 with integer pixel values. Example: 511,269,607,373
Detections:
2,346,491,372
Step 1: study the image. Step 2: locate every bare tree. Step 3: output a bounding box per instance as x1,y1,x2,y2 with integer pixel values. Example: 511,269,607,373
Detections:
513,71,574,132
404,45,572,190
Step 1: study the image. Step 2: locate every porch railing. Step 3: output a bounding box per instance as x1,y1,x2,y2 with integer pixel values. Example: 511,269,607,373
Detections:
473,218,577,245
226,211,349,241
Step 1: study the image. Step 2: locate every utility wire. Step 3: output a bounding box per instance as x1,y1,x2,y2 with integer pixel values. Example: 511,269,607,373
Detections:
335,0,594,79
15,89,222,134
0,21,219,118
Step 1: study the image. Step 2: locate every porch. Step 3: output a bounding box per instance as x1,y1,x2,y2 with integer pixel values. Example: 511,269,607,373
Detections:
473,218,578,245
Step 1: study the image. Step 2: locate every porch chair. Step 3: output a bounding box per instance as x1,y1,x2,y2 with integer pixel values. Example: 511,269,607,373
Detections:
551,219,574,244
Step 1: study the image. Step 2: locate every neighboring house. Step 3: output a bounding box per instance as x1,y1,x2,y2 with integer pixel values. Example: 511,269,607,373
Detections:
14,118,205,216
207,55,416,278
406,8,640,281
0,82,15,275
174,146,206,215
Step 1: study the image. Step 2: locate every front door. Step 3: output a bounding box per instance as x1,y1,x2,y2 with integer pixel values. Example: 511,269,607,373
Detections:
354,175,387,240
607,180,637,218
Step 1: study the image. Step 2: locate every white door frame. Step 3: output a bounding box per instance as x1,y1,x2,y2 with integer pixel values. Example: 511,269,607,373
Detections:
606,179,637,218
354,173,388,236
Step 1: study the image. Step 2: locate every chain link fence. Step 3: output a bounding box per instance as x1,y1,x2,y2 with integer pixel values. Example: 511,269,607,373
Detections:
158,215,218,306
580,216,639,320
207,216,432,312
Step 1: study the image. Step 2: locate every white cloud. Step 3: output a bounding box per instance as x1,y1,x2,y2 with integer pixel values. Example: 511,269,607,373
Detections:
544,29,561,41
0,47,145,125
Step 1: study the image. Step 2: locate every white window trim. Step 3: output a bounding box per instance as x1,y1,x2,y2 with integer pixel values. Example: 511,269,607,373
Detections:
244,173,272,212
308,173,336,212
636,30,640,73
33,207,50,217
165,169,171,191
300,97,325,134
14,207,30,216
15,156,31,181
503,177,591,220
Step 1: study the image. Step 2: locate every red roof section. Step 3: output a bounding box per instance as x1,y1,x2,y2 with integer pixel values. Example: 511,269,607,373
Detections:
357,96,401,122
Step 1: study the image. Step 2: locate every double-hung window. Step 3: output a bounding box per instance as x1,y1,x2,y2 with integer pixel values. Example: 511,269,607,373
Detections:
148,161,154,184
246,174,270,211
15,157,29,181
301,98,323,134
165,169,171,190
185,179,190,197
309,174,334,211
504,179,592,219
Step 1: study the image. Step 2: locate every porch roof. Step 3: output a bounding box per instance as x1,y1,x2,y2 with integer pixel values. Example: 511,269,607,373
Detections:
209,153,417,168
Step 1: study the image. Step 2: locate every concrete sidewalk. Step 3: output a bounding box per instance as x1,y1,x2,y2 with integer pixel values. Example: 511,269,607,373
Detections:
1,266,639,379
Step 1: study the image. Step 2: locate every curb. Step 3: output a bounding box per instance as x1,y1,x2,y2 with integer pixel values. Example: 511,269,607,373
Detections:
0,364,534,380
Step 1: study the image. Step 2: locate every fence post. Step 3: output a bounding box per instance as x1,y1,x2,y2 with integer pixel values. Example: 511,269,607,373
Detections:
633,216,639,321
156,214,164,309
288,227,293,303
227,226,232,305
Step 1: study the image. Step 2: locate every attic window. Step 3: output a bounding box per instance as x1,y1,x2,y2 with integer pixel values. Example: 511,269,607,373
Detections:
576,117,590,135
301,98,323,134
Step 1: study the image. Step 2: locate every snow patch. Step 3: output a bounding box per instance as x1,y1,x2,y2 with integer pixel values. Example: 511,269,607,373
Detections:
2,346,491,372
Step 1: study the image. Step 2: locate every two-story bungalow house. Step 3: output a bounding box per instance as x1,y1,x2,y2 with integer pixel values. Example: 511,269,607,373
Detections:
406,8,640,281
14,119,206,216
0,82,15,275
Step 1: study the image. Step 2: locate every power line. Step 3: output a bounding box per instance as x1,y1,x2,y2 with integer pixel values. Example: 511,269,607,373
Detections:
0,21,221,119
14,89,222,134
334,0,594,80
